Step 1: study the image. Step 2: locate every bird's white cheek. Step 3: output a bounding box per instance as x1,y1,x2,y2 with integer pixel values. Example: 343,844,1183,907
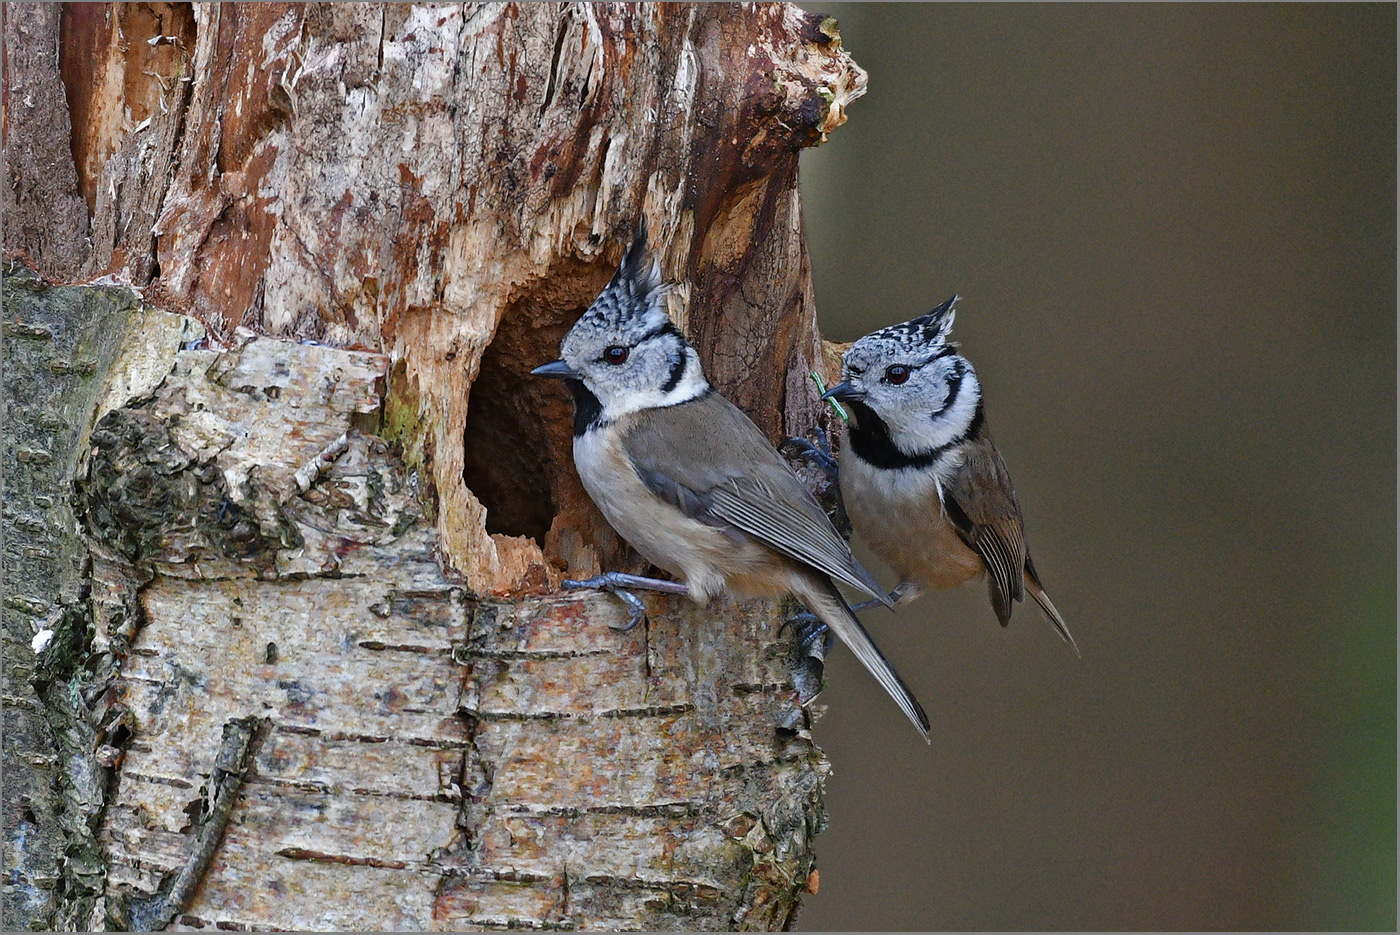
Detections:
593,355,707,422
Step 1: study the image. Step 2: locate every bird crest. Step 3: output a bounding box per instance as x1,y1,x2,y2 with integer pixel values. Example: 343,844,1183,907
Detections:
842,294,961,376
874,294,959,350
573,219,672,337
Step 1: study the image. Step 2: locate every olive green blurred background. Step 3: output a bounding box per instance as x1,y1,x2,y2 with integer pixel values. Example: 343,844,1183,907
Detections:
794,5,1395,930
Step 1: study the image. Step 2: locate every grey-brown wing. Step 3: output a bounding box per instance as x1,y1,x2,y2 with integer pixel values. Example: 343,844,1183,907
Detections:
941,432,1027,625
624,392,890,604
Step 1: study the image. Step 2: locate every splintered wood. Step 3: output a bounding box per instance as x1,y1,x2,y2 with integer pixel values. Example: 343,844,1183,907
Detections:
40,2,866,596
95,333,827,931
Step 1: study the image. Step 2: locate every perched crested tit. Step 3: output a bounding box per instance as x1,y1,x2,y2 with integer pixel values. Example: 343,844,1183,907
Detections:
532,224,931,740
820,296,1077,650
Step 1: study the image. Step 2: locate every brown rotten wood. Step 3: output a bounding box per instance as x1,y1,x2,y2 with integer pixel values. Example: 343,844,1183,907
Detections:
2,3,868,930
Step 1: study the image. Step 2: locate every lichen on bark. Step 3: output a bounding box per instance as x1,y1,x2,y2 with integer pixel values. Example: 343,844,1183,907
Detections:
2,268,166,930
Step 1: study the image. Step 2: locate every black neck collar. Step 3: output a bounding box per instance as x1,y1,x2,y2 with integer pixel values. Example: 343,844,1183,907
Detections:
845,397,985,470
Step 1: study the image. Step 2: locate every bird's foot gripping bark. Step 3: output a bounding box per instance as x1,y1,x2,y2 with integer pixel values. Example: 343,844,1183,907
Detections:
562,572,690,630
779,426,839,480
783,610,836,704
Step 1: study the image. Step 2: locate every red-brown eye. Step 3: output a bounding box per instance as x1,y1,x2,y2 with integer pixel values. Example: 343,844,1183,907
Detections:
884,364,910,385
603,345,629,364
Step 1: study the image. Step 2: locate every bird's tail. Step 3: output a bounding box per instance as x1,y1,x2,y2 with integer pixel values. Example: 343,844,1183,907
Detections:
1023,558,1079,655
792,573,931,742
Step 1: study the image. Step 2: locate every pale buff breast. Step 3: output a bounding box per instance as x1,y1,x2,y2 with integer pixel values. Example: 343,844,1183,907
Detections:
841,453,984,592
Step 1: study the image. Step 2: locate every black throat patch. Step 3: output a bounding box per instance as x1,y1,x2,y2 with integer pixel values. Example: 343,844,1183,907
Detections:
846,396,985,471
566,379,606,437
845,400,937,470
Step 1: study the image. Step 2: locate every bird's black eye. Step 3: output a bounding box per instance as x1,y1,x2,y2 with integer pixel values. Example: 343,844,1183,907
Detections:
603,345,629,365
884,364,910,385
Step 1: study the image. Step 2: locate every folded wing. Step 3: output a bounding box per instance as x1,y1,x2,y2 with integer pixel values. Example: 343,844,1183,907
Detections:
625,392,891,606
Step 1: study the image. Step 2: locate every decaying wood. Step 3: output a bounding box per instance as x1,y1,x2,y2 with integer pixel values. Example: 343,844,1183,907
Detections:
3,3,867,930
49,1,865,594
0,5,92,280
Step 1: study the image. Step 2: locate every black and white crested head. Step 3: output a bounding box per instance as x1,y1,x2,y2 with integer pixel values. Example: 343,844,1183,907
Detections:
574,220,671,335
847,294,959,365
548,222,709,434
828,295,983,470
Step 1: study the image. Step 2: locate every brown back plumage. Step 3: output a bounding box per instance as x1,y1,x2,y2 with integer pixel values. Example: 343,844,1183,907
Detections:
940,423,1077,650
940,426,1027,626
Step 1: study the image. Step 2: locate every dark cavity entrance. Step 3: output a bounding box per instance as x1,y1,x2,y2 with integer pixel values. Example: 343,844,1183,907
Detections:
462,332,561,543
461,263,613,547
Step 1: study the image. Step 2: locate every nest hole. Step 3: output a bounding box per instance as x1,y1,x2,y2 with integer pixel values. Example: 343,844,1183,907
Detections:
461,261,617,558
461,337,562,544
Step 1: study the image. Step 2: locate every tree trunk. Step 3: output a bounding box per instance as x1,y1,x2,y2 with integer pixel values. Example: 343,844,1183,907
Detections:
2,3,865,930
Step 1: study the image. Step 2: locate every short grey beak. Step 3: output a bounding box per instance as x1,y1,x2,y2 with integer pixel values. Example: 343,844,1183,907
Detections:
821,381,864,402
531,360,578,380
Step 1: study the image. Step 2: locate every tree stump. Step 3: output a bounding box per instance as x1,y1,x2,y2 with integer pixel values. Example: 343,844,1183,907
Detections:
2,3,867,929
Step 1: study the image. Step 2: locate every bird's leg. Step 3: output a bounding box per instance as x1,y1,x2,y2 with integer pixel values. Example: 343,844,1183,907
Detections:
563,571,690,595
562,572,689,631
783,585,901,706
849,582,921,613
778,426,839,481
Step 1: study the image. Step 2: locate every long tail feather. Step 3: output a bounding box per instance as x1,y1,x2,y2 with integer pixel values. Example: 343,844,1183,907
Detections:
1023,563,1079,656
793,573,931,742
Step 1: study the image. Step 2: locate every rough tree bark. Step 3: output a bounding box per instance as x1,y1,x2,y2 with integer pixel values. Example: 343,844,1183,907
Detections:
2,3,866,930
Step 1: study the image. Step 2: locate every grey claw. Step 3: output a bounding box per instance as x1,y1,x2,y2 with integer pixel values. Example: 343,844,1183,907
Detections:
782,611,832,659
784,610,829,705
609,589,647,631
803,619,835,660
563,576,647,630
780,609,814,632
